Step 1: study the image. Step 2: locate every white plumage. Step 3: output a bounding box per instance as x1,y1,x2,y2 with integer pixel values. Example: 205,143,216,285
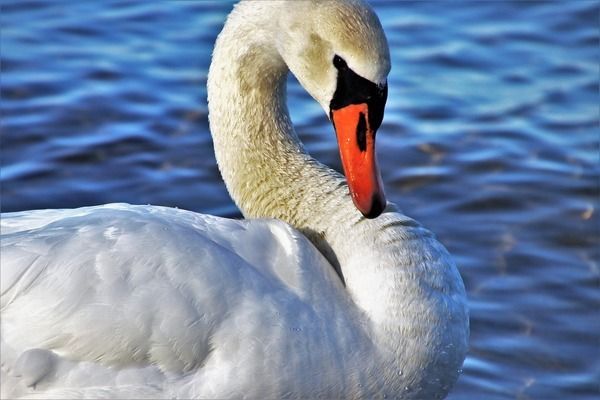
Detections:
2,204,359,398
1,1,468,399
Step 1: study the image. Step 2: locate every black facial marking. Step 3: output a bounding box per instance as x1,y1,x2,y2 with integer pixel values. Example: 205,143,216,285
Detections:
329,54,387,132
356,112,367,152
333,54,346,70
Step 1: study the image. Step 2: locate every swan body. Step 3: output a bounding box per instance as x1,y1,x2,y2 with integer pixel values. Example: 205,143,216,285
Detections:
1,1,468,399
1,204,363,399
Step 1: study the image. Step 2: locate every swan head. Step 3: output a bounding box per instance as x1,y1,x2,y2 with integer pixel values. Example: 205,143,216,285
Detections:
276,0,391,218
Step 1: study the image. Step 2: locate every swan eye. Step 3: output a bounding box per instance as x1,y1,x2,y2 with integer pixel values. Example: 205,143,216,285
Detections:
333,55,347,70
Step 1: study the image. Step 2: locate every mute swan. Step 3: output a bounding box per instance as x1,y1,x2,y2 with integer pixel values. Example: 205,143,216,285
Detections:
0,0,468,399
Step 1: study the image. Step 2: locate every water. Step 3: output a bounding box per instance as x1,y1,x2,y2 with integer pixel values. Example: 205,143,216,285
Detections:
1,1,598,398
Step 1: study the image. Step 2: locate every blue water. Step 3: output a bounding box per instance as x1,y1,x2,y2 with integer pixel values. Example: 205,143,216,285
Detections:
1,1,599,398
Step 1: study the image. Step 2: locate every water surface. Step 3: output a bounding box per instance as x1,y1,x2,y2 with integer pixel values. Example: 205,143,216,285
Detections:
1,1,599,399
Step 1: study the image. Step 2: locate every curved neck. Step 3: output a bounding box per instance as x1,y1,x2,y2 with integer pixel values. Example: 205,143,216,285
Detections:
206,2,464,353
207,8,305,220
207,4,357,256
207,6,413,332
206,2,395,295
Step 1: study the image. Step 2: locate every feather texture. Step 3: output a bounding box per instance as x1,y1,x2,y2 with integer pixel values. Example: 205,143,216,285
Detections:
1,1,468,398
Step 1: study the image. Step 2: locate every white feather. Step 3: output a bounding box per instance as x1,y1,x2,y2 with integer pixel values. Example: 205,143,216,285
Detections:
1,1,468,398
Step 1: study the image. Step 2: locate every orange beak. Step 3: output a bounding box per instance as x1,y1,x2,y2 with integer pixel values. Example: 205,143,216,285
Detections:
332,103,386,218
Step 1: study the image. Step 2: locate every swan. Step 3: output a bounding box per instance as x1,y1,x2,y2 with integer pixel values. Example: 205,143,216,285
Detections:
0,0,468,399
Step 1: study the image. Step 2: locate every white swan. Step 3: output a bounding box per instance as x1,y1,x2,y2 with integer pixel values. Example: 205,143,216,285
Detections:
0,1,468,399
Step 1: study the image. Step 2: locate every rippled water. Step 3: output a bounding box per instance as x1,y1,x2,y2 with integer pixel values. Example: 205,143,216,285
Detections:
1,1,599,398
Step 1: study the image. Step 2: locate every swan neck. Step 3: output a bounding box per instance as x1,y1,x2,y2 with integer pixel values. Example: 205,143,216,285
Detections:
207,7,308,219
207,4,383,301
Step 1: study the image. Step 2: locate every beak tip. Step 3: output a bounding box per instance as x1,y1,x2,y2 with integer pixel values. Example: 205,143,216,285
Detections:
358,192,386,219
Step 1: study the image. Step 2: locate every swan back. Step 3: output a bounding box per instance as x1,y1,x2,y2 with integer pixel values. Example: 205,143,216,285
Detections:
1,205,386,398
